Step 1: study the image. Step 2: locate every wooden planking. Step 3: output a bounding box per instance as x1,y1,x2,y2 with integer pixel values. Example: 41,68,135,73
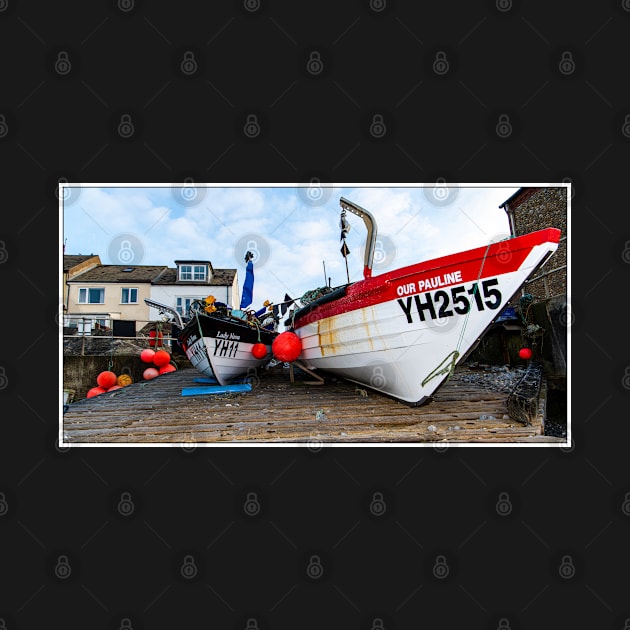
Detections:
63,366,549,443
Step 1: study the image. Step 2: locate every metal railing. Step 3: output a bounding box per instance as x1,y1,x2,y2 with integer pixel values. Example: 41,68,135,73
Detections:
62,318,179,356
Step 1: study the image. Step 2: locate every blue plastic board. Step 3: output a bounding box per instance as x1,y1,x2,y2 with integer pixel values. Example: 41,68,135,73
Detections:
181,384,252,396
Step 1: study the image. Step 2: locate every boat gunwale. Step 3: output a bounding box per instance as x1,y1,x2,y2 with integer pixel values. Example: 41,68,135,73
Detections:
290,227,560,329
179,310,278,346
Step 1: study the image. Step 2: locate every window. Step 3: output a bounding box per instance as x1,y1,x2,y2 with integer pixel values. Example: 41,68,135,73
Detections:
78,288,104,304
176,297,205,317
65,315,111,335
193,265,207,281
179,264,207,281
121,288,138,304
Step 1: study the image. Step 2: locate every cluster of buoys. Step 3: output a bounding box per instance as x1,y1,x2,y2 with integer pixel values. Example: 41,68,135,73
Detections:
140,348,177,380
84,348,177,399
86,370,133,398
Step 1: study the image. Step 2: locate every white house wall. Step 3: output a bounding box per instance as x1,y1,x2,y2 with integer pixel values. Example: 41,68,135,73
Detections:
231,273,239,309
149,283,236,321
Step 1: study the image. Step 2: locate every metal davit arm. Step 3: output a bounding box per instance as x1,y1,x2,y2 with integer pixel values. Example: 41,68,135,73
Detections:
144,298,184,329
339,197,378,278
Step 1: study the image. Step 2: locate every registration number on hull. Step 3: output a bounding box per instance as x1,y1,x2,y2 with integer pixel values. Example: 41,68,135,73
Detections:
214,338,240,359
397,279,502,324
188,338,208,367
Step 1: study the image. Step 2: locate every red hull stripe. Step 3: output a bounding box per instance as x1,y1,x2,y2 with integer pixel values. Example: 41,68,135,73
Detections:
294,228,560,329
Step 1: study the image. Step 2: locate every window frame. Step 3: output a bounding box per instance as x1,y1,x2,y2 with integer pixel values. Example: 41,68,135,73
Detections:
179,265,192,281
121,287,139,304
176,296,206,317
178,264,207,282
192,265,207,281
78,287,105,304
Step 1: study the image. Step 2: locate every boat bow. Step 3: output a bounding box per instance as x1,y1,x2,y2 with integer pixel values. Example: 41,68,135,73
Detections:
290,196,561,405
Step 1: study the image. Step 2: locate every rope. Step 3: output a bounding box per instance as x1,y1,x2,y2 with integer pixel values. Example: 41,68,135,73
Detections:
519,293,535,325
250,316,263,343
107,330,114,372
421,239,496,391
445,240,494,379
519,293,545,356
195,312,206,358
155,319,165,351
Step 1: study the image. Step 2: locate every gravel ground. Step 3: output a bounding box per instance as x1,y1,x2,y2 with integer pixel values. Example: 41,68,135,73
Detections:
461,362,527,393
542,389,568,438
544,420,567,439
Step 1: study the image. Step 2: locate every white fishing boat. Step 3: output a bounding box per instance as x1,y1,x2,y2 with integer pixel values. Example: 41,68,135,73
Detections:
178,304,277,385
147,251,279,386
288,197,561,405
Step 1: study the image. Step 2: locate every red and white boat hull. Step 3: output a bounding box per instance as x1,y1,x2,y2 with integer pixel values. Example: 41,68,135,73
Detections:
292,228,561,404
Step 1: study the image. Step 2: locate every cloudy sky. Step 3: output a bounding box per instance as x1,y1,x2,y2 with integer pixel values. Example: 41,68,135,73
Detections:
61,184,521,313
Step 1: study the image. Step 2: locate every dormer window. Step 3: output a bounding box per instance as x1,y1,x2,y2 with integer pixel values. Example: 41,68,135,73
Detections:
178,264,207,282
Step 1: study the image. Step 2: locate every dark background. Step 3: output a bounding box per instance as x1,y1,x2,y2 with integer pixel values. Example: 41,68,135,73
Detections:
1,1,628,628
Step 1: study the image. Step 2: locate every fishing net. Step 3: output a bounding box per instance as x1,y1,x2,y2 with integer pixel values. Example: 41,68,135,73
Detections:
518,293,546,353
507,360,543,426
299,286,336,306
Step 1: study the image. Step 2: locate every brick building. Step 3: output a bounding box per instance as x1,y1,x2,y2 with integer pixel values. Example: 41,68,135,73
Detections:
499,187,567,300
498,186,568,381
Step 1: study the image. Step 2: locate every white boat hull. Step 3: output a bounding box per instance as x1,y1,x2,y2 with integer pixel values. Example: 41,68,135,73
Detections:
293,229,560,404
179,314,276,386
185,335,272,386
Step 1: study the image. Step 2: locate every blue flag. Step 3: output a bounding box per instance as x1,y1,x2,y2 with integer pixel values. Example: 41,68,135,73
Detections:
240,259,254,309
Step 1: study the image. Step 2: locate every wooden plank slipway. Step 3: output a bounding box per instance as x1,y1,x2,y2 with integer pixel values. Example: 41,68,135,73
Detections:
62,365,563,444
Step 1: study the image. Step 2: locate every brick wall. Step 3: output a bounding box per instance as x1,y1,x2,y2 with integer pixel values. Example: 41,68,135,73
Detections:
504,187,567,299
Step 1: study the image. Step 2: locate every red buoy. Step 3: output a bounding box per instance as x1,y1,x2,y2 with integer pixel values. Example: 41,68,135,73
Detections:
140,348,156,363
251,343,267,359
272,331,302,363
96,370,117,389
153,350,171,367
519,347,533,360
107,385,122,392
87,386,107,398
143,367,159,380
159,364,177,375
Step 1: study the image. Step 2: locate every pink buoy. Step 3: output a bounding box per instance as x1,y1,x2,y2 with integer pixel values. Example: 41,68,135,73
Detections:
143,367,159,380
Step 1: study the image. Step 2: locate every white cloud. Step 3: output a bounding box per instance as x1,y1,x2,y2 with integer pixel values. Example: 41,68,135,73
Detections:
63,184,520,317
